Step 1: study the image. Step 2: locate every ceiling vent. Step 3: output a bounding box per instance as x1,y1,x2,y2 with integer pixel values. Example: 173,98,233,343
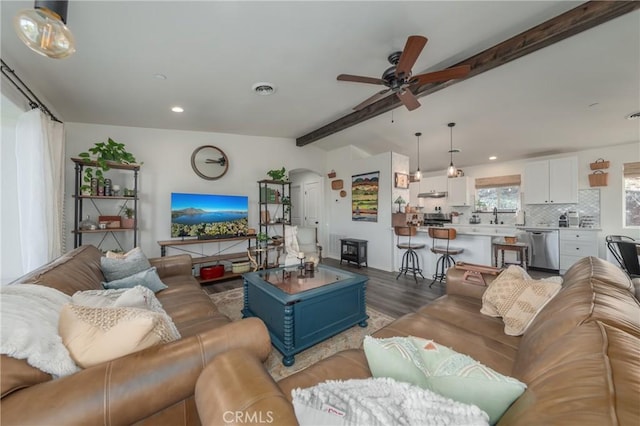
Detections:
252,82,276,96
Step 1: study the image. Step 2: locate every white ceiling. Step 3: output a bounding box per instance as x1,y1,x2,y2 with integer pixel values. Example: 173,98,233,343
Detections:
1,1,639,173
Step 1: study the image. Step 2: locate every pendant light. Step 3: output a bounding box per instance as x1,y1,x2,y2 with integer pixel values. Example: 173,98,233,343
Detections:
447,122,458,178
414,132,422,181
13,0,76,59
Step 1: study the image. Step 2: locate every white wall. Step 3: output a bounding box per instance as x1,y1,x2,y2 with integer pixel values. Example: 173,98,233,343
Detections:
64,123,327,258
324,147,400,271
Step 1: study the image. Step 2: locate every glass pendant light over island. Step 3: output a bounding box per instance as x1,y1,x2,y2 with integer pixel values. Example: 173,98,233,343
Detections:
447,122,458,178
414,132,422,181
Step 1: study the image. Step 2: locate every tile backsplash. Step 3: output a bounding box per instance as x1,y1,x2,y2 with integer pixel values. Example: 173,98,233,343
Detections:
525,189,600,227
434,189,600,227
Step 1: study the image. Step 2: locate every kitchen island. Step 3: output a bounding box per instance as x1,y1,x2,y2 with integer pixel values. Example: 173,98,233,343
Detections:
392,224,519,280
392,224,601,280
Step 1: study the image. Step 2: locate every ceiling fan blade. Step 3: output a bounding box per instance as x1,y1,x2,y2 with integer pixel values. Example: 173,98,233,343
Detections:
395,35,428,78
337,74,386,85
410,65,471,86
396,89,421,111
353,88,392,111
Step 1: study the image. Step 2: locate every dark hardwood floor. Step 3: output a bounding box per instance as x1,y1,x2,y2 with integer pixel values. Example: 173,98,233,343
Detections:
201,258,446,318
202,258,558,318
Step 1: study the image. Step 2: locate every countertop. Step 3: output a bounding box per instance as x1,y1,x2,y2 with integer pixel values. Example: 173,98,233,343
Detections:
412,224,601,237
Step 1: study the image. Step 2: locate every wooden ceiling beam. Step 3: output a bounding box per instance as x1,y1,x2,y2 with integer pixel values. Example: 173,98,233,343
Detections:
296,1,640,147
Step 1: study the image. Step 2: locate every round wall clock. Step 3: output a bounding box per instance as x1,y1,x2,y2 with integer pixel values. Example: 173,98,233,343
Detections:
191,145,229,180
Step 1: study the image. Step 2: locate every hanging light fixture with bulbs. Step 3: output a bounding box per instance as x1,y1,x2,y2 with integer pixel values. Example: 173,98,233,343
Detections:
447,122,459,178
413,132,422,182
14,0,76,59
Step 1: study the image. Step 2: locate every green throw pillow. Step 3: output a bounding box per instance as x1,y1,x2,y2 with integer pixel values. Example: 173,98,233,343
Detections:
102,267,167,293
363,335,526,425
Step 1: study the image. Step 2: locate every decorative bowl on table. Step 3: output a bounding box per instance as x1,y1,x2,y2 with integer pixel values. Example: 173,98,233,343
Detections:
504,236,518,244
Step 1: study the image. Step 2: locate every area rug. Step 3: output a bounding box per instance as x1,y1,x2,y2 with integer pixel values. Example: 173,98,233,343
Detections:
209,288,395,380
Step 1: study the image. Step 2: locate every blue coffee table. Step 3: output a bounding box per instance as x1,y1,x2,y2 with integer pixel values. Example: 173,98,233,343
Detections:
242,264,368,366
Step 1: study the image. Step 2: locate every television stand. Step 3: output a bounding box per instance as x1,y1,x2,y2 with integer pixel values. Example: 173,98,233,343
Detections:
157,235,255,284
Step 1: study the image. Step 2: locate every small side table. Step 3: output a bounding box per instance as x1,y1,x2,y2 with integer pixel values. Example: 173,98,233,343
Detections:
493,241,529,269
340,238,368,268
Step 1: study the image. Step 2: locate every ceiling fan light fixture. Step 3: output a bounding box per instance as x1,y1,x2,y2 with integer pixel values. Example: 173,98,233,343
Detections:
13,0,75,59
446,122,458,178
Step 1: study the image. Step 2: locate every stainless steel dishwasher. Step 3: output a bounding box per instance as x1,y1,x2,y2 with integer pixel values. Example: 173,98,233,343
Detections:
524,229,560,271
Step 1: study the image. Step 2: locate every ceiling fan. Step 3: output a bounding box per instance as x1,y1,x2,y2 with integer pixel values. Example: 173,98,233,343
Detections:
337,35,471,111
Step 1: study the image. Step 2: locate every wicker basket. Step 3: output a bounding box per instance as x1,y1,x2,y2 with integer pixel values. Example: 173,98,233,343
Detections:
589,158,610,170
588,170,608,187
232,261,251,274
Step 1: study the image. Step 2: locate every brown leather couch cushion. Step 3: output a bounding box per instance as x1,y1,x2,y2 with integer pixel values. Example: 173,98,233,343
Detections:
514,257,640,376
499,321,640,425
16,245,104,294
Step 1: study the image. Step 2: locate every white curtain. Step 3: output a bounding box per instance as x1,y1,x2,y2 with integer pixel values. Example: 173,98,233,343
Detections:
15,109,65,273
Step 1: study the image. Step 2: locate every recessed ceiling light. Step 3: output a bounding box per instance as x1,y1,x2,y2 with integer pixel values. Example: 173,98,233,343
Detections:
252,82,276,96
171,106,184,113
626,111,640,120
153,73,167,80
489,156,497,160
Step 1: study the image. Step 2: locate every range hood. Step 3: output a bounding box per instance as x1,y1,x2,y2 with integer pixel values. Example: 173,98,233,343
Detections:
418,191,447,198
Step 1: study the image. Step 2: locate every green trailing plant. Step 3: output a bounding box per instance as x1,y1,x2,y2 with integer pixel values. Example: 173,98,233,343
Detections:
267,167,287,181
78,138,139,193
256,232,269,242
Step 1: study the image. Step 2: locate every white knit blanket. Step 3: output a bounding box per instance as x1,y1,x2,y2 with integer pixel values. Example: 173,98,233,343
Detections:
0,284,80,377
292,377,489,426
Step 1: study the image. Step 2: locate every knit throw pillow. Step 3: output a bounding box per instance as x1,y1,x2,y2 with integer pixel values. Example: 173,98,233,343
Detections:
59,304,180,368
481,265,562,335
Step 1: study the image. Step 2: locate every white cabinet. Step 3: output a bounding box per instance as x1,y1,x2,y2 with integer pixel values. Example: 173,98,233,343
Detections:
524,157,578,204
419,176,448,194
447,177,472,206
559,229,599,274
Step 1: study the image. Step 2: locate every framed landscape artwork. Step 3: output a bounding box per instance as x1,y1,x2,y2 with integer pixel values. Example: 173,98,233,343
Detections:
394,172,409,189
352,171,379,222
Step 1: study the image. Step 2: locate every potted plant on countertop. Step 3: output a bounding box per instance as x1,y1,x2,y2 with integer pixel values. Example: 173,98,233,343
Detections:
78,138,140,195
121,206,135,229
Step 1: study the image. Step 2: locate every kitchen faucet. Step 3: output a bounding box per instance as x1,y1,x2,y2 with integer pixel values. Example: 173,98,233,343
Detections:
493,207,498,224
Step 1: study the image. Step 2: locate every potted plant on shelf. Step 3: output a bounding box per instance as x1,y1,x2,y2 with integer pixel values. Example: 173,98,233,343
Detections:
78,138,140,194
121,206,135,229
267,167,287,181
256,232,269,248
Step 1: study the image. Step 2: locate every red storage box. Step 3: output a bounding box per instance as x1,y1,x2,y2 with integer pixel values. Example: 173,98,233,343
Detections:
200,265,224,280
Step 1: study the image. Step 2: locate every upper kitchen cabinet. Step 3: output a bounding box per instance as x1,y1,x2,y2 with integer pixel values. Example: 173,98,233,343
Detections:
523,157,578,204
447,176,472,206
419,176,448,195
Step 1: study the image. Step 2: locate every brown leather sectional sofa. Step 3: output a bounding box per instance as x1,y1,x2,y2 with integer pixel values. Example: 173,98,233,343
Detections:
1,245,271,425
196,256,640,425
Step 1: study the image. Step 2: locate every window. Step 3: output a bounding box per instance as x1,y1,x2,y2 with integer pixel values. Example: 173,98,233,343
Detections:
475,175,521,211
624,162,640,227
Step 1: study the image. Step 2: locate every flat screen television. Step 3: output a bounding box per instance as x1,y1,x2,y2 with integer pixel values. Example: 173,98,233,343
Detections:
171,192,249,238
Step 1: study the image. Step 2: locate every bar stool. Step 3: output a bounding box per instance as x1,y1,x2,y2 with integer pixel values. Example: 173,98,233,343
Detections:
395,226,426,282
428,227,464,287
